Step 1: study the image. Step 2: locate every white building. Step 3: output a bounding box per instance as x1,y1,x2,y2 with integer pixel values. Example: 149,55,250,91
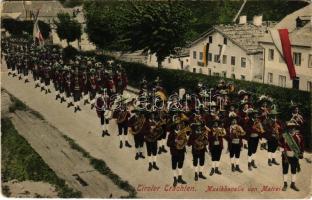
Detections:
187,17,276,82
259,4,312,91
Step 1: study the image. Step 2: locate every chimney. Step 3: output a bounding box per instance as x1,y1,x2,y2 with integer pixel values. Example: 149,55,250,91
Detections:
253,15,263,26
239,16,247,25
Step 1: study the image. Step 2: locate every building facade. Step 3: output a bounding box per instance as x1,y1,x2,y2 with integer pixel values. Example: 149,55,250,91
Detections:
259,4,312,91
187,20,275,82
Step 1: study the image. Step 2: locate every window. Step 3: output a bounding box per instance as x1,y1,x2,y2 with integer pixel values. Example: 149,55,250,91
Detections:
231,74,236,79
193,68,196,73
208,36,213,43
268,73,273,83
207,53,212,61
222,71,226,77
241,57,246,68
241,75,246,80
231,56,235,66
309,54,312,68
293,77,300,89
199,52,203,60
214,55,220,63
193,51,197,59
224,38,227,45
222,55,227,64
268,49,274,61
213,72,220,77
278,75,286,87
293,52,301,66
208,69,212,76
307,81,312,92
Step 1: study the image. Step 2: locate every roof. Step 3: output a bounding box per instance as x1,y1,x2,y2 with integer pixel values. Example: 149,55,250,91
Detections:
275,4,312,32
189,22,277,54
1,0,66,19
259,4,312,48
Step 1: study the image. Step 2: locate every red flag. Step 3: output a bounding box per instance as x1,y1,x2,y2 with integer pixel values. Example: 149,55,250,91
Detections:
278,29,296,80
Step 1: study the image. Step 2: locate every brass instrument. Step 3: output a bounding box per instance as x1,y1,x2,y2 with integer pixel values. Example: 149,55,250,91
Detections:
194,129,209,151
231,124,246,137
252,120,265,134
132,115,146,135
272,122,281,137
117,110,128,124
212,127,227,137
175,130,188,150
145,121,162,142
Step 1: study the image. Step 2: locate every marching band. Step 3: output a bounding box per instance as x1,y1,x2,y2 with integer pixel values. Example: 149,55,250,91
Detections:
2,37,306,191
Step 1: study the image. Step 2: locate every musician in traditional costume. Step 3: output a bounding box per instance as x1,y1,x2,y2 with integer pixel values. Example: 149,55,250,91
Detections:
167,120,189,186
144,112,161,171
58,69,66,103
95,88,111,137
89,69,98,109
258,95,272,150
188,123,209,181
227,118,245,172
290,104,304,128
246,110,265,171
156,110,168,155
208,120,226,176
265,107,282,166
32,62,40,88
129,109,146,160
65,67,74,108
279,120,304,191
72,67,82,112
81,68,90,105
115,98,132,149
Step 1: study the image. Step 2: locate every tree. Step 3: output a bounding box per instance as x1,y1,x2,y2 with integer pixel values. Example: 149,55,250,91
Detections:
2,18,50,39
120,1,193,70
84,1,125,51
54,13,82,47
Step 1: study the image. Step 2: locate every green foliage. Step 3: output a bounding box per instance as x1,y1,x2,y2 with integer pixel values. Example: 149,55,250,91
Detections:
62,134,137,197
119,1,193,69
60,0,84,8
84,1,125,51
2,19,51,39
55,13,82,46
1,118,81,198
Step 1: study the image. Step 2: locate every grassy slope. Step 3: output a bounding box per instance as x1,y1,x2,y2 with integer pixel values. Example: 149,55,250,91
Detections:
1,118,82,198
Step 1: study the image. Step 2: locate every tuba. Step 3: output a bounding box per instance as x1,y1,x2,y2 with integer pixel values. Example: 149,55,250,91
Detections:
117,110,128,124
194,129,209,151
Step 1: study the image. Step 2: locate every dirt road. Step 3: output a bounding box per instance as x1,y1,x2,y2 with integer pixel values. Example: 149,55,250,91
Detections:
1,62,311,198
